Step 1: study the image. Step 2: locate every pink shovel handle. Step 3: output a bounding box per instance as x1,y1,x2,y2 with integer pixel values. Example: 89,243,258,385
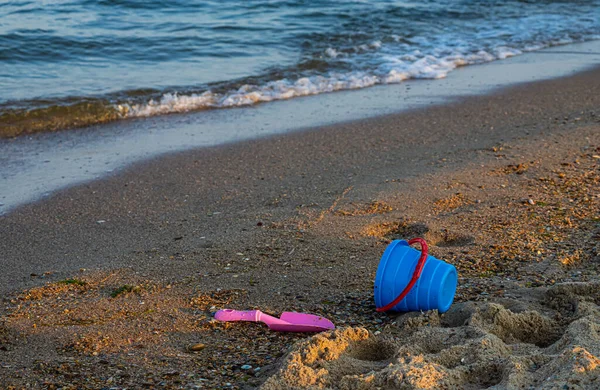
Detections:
214,309,261,322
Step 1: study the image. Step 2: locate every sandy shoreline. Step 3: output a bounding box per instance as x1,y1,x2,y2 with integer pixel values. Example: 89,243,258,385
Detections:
1,66,599,388
3,40,600,217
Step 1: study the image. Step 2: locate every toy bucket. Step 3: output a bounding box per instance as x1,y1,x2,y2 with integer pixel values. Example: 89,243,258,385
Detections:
374,238,457,313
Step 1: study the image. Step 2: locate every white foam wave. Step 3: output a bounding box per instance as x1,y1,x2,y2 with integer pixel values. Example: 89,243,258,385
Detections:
120,73,381,117
324,48,339,58
119,34,599,119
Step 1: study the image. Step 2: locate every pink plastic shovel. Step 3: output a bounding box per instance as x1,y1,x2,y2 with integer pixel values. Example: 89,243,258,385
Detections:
214,309,335,332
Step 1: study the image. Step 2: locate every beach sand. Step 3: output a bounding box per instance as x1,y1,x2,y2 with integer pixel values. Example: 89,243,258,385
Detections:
0,67,599,389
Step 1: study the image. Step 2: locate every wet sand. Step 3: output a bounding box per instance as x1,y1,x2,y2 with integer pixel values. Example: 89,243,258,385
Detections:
0,66,599,388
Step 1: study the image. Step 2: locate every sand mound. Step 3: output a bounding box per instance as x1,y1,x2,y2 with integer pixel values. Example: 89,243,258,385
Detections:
262,282,600,389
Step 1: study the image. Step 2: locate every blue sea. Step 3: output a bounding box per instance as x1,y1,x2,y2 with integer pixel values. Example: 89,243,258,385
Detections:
1,0,599,133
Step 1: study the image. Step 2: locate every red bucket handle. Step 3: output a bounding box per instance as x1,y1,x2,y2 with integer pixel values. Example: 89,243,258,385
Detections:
376,238,429,312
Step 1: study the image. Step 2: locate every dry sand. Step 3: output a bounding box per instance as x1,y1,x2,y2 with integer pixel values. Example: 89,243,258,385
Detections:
0,67,599,389
262,282,600,389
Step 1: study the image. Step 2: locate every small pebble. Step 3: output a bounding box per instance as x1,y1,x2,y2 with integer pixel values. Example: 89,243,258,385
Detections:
528,198,535,205
189,343,206,351
241,365,252,370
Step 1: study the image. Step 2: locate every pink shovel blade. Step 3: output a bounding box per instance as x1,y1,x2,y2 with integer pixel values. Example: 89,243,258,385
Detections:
276,312,335,332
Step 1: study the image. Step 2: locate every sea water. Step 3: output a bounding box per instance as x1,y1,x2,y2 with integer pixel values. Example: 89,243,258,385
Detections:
1,0,599,134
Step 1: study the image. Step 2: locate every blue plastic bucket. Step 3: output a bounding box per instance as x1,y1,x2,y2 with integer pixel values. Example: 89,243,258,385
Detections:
374,239,457,313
